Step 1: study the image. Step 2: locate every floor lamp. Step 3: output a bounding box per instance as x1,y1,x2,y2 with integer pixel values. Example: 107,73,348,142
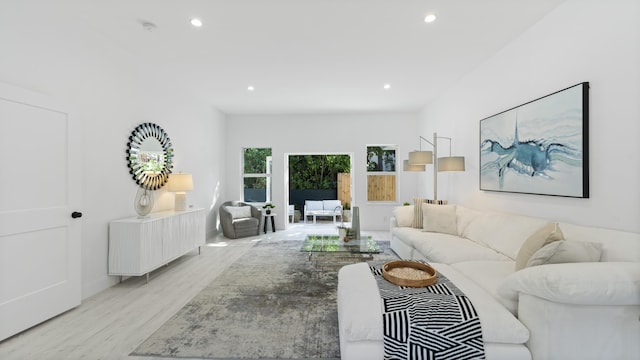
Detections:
405,132,465,200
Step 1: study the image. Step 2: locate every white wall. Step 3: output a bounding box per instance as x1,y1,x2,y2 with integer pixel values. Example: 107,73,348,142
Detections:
226,113,420,230
0,3,227,298
419,0,640,232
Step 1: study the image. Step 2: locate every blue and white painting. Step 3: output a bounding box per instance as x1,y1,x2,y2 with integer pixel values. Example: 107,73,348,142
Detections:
480,82,589,198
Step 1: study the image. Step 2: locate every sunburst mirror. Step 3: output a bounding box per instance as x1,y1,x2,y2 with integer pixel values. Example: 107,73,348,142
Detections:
127,122,174,190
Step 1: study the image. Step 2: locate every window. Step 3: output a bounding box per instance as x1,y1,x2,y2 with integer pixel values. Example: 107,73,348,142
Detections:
243,148,272,202
366,145,397,202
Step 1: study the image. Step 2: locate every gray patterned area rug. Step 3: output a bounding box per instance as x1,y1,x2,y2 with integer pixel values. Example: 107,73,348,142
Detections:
131,239,396,359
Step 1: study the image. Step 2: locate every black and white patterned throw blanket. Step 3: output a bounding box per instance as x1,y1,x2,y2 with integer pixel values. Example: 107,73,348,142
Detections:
369,261,485,360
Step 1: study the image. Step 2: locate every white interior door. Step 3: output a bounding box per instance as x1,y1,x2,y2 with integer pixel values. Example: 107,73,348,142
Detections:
0,83,81,341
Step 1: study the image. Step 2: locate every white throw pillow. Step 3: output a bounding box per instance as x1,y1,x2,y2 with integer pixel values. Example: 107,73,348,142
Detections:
392,205,414,227
226,206,252,219
526,240,602,267
412,198,448,228
422,203,457,235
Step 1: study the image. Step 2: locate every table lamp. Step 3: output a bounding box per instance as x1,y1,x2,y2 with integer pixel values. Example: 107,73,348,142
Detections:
167,173,193,211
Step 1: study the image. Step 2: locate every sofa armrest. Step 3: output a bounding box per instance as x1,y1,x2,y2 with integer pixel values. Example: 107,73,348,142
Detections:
519,293,640,360
389,216,398,231
497,262,640,306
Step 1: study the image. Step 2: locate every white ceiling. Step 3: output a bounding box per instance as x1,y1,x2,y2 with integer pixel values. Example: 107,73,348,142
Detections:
64,0,566,115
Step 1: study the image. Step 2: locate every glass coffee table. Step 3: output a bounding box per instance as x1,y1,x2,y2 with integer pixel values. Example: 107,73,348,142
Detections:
301,234,381,255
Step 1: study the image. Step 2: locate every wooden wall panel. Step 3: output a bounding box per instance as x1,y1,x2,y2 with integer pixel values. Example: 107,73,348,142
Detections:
337,173,351,206
367,175,396,201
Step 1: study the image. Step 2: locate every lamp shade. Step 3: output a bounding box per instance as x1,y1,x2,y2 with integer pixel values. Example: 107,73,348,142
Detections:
403,159,426,172
438,156,465,172
167,173,193,192
408,150,433,165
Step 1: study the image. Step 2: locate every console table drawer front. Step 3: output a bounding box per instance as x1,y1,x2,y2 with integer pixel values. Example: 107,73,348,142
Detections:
163,210,204,262
108,209,205,279
141,221,165,272
108,222,162,275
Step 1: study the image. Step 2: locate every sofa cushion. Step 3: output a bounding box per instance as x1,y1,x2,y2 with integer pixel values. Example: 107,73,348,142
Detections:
422,203,457,235
226,205,252,219
338,262,530,345
306,200,323,211
412,233,511,263
463,211,548,260
497,262,640,306
337,263,384,341
455,206,484,236
232,217,259,229
515,222,564,270
451,261,518,315
412,198,447,228
526,240,602,267
323,200,342,211
431,263,530,344
392,205,414,227
558,223,640,262
391,226,430,250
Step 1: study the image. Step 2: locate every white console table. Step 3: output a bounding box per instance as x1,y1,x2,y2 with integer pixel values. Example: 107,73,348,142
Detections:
108,208,206,282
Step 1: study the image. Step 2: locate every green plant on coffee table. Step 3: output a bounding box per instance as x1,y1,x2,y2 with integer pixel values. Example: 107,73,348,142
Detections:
337,222,353,242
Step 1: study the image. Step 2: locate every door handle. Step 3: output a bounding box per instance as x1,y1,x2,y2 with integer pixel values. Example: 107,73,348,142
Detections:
71,211,83,219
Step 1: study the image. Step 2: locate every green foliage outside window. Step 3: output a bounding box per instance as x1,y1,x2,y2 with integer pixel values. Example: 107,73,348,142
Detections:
289,155,350,190
243,148,272,189
244,148,272,174
367,146,396,172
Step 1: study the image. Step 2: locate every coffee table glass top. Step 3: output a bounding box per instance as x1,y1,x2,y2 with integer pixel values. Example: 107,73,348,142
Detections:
301,234,381,254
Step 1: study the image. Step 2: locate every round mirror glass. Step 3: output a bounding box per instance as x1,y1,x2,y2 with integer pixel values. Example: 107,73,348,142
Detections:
127,123,174,190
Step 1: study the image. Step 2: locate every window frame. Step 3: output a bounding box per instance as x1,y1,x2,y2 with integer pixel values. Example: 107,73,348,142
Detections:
366,144,398,203
242,148,272,203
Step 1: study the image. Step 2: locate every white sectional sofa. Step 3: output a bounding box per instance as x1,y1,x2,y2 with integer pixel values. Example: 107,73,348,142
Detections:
337,204,640,360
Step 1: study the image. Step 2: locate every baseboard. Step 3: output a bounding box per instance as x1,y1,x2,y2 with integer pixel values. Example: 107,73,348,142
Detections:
82,275,119,300
207,228,220,241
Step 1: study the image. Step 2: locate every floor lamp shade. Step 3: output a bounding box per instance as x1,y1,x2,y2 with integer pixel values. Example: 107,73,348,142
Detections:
403,159,425,172
438,156,465,172
167,173,193,211
408,150,433,165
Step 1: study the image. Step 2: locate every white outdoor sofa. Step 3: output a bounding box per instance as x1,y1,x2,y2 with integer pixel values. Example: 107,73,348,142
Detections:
337,203,640,360
303,200,342,224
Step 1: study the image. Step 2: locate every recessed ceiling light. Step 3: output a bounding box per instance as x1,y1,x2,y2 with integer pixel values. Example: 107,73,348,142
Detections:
190,18,203,27
424,13,437,23
247,85,255,91
384,84,391,90
142,21,157,32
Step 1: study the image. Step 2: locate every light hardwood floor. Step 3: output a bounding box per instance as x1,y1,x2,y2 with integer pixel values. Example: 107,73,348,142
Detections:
0,222,389,360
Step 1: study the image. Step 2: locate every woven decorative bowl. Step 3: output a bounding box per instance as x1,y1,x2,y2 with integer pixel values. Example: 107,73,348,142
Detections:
382,260,437,287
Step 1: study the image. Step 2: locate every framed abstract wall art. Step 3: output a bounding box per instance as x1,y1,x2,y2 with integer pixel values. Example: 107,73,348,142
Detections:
479,82,589,198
